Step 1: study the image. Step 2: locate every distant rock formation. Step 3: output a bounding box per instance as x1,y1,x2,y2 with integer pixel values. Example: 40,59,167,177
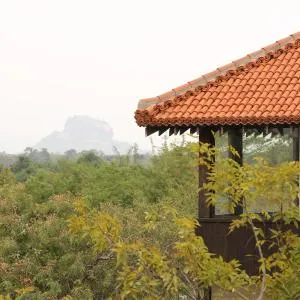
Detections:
35,116,131,154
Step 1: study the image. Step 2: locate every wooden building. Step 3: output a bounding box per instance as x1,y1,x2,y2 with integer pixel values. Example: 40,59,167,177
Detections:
135,33,300,280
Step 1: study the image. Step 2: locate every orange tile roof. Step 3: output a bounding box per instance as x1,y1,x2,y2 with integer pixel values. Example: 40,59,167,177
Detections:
135,33,300,127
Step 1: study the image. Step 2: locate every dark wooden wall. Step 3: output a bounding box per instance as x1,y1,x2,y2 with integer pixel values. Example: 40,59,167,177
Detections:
197,218,259,275
145,124,300,299
197,218,300,276
197,125,300,277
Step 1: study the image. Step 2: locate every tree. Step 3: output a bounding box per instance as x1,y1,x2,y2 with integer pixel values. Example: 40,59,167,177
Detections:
1,143,299,299
77,151,102,165
69,144,300,299
64,149,77,160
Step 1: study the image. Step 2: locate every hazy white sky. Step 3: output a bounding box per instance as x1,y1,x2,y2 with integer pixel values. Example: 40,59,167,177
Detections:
0,0,299,153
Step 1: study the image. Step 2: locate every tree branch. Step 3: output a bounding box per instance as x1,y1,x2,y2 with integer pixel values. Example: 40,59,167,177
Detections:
248,218,267,300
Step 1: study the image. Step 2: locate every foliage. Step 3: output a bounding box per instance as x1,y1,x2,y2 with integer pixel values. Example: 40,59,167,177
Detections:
0,140,300,299
197,142,300,300
69,203,252,299
265,230,300,300
0,144,198,299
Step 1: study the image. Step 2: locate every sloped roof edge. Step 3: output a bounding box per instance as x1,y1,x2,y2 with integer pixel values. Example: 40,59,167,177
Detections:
135,32,300,127
137,32,300,111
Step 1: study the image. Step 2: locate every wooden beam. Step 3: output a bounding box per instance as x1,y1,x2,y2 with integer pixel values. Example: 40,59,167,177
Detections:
228,127,243,166
169,127,175,136
174,126,180,135
179,127,188,135
219,126,225,136
254,127,263,137
228,126,243,215
263,126,269,137
270,127,279,138
245,128,254,137
198,127,215,219
158,128,168,136
145,126,158,137
244,125,291,138
190,126,197,134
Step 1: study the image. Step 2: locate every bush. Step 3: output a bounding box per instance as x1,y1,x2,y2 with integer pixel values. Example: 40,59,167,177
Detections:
1,143,299,299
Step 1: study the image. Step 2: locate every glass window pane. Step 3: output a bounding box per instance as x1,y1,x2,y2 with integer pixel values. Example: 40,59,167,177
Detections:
214,133,232,215
245,133,293,213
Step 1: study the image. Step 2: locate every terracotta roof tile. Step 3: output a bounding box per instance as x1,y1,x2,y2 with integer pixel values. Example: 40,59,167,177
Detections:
135,33,300,127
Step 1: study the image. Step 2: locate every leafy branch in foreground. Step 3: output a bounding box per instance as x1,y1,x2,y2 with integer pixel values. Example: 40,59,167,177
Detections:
1,142,300,299
69,203,252,299
66,144,300,299
196,143,300,300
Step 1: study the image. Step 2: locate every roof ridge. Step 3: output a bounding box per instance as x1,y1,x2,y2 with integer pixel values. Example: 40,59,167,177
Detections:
137,32,300,113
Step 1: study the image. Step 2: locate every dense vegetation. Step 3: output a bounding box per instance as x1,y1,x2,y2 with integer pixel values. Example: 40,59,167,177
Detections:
0,134,299,299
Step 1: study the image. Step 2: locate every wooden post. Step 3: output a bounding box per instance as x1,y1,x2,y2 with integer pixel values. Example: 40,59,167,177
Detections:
198,127,215,218
228,126,243,215
228,126,243,165
293,126,300,207
198,127,215,300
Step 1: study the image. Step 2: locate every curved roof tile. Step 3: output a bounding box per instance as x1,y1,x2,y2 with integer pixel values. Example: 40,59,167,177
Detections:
135,33,300,127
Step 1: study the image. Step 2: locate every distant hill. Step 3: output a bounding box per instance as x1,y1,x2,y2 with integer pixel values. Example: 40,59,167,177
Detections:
35,116,131,154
